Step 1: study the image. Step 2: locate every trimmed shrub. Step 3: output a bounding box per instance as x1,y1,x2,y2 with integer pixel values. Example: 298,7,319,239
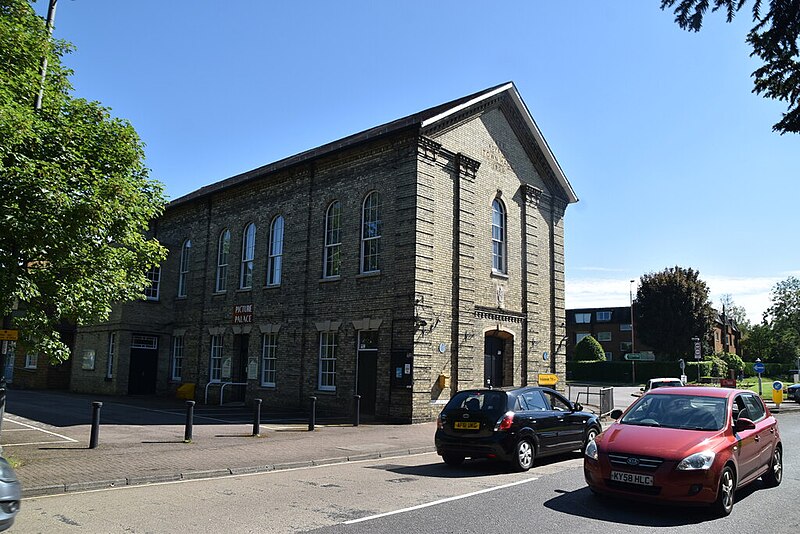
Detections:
575,335,605,361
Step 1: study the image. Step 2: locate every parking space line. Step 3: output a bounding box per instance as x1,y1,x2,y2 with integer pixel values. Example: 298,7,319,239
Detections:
2,418,78,443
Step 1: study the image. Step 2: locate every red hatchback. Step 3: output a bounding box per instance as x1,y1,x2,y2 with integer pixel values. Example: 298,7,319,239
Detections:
584,387,782,516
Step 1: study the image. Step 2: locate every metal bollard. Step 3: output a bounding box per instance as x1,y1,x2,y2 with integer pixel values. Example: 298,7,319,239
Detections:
89,401,103,449
184,400,195,442
252,398,262,436
353,395,361,427
308,396,317,431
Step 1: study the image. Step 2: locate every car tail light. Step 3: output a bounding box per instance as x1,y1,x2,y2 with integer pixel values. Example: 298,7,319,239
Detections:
437,414,444,430
495,411,515,431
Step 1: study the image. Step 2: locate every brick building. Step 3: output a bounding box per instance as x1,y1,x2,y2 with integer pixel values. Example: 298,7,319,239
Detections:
68,82,578,422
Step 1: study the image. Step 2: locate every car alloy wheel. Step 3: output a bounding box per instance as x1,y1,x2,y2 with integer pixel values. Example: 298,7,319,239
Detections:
512,439,534,472
584,428,598,453
763,447,782,487
713,466,736,516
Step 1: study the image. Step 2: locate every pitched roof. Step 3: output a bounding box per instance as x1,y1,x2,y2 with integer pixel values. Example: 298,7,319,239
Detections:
168,82,577,208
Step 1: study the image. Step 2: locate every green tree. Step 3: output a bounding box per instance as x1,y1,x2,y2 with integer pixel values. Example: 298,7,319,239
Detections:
0,0,167,362
635,266,715,359
660,0,800,134
574,335,606,361
719,294,751,335
741,322,774,360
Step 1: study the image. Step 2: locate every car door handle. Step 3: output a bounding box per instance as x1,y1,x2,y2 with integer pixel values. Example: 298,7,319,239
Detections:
754,435,760,442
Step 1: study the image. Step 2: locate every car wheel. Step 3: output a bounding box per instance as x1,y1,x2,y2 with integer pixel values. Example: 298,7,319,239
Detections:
712,466,736,517
511,438,534,472
442,453,465,467
763,446,783,487
583,427,599,453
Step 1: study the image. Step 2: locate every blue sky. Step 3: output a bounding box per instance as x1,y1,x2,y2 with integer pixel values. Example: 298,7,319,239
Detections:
37,1,796,324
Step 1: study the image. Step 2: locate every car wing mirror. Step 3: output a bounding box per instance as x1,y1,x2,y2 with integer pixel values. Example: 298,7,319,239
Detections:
734,417,756,432
572,402,583,412
609,409,623,420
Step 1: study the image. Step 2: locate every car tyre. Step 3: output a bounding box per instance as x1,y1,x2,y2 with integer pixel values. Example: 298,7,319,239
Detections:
511,438,534,472
763,446,783,487
712,466,736,517
442,453,465,467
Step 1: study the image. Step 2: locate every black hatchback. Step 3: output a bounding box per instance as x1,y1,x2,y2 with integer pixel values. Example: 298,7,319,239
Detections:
435,386,601,471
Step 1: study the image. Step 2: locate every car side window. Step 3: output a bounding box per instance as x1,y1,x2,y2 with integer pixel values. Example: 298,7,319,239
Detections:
514,395,528,411
523,391,548,411
546,392,571,412
741,394,766,422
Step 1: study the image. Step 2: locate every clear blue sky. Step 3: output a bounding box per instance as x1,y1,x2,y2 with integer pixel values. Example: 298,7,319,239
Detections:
37,0,796,324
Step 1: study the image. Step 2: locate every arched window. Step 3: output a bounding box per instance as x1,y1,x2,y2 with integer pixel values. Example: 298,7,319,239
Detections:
360,191,382,274
240,223,256,289
324,201,341,278
492,199,506,274
267,216,284,286
215,229,230,292
178,239,191,297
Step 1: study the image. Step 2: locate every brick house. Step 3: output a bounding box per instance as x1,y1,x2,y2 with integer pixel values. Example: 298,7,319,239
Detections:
68,82,578,422
566,306,740,361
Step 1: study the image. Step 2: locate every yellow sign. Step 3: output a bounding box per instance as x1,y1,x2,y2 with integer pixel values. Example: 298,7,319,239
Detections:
537,373,558,386
0,330,18,341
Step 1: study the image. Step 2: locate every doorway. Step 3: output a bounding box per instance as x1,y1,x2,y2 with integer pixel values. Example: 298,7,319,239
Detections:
129,335,158,395
356,331,378,416
483,335,505,388
230,334,249,402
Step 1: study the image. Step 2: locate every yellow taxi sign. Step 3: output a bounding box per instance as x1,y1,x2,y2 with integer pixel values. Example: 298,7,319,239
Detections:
0,330,18,341
537,373,558,386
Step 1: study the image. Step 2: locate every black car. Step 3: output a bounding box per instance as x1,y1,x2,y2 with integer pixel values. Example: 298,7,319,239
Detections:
435,386,602,471
788,383,800,403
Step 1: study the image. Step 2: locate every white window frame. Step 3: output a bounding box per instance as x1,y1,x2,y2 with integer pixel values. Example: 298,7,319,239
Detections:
491,198,507,274
240,223,256,289
605,351,613,361
318,332,337,391
210,335,223,382
106,332,116,379
24,352,38,369
144,266,161,301
620,323,632,331
171,336,184,381
597,331,612,342
596,311,612,322
215,229,230,292
576,333,590,344
620,341,632,353
360,192,381,274
260,333,277,387
178,239,191,297
131,335,158,349
575,312,591,324
324,201,342,278
267,216,284,286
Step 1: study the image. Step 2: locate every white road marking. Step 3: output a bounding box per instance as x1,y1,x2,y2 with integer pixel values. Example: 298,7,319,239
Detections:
1,418,78,444
344,476,541,524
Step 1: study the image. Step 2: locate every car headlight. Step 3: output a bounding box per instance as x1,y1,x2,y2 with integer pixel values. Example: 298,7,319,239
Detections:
0,459,17,483
584,439,598,460
676,451,715,470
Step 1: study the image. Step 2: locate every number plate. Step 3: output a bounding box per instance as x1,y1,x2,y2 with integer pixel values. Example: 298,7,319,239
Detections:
611,471,653,486
454,421,480,430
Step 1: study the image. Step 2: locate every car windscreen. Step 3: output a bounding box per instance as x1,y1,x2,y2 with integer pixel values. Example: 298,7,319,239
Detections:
620,394,726,431
444,391,508,418
651,381,683,389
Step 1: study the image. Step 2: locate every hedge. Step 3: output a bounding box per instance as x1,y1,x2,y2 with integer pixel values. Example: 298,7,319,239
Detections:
567,360,797,384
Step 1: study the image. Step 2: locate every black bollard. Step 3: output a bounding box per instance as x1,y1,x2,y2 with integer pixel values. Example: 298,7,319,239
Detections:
353,394,361,427
184,400,195,442
308,396,317,431
252,398,262,436
89,401,103,449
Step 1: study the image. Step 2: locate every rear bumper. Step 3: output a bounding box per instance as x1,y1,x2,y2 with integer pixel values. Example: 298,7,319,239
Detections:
435,431,515,462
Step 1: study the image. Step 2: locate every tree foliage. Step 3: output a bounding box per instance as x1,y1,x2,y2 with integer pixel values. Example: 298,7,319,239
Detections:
719,293,751,334
634,266,715,359
660,0,800,134
574,335,606,361
0,0,167,361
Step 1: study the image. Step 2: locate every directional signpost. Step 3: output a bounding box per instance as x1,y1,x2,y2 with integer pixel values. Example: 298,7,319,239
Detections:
754,360,765,396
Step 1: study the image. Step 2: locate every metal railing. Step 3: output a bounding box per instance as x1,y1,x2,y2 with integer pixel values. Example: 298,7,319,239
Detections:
204,381,247,405
569,384,614,416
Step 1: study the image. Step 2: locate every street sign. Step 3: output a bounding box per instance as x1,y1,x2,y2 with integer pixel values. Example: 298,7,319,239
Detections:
753,362,765,374
624,353,655,361
537,373,558,386
773,381,783,391
0,330,18,341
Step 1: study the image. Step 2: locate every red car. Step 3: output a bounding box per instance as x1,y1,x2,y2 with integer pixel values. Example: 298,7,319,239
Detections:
584,387,782,516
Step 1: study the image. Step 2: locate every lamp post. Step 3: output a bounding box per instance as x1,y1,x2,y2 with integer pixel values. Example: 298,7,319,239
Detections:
629,280,636,355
